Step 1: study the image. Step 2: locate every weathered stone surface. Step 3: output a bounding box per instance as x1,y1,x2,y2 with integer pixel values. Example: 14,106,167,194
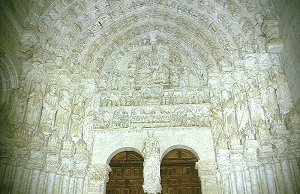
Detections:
0,0,299,193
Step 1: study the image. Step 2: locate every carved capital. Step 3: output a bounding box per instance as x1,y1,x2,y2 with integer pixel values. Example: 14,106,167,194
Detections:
244,140,260,167
88,164,111,182
88,164,111,193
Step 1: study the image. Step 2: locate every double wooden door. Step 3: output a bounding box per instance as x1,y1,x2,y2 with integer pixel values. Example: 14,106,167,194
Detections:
106,151,144,194
160,149,201,194
106,149,201,194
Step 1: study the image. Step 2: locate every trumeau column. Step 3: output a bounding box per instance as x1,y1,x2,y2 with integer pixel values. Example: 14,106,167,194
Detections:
142,135,162,194
196,160,218,194
88,164,111,194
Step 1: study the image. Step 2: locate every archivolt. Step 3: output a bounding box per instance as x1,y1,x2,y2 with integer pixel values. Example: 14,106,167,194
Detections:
0,50,18,107
34,0,263,70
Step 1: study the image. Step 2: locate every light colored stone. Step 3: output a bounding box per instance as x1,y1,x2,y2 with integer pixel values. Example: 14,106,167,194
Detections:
0,0,299,194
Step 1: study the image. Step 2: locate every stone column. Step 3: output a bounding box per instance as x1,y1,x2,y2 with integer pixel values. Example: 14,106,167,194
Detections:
290,158,300,192
11,165,25,193
73,138,90,194
264,163,277,193
46,172,56,194
274,161,286,193
44,132,61,194
53,174,62,194
28,168,41,194
217,149,231,194
19,168,31,192
1,163,14,192
142,135,162,194
258,135,278,194
196,160,218,194
248,168,260,193
230,144,245,194
258,166,269,193
88,164,111,194
244,140,260,193
76,177,85,194
61,174,71,194
69,176,76,193
281,160,295,194
37,170,47,193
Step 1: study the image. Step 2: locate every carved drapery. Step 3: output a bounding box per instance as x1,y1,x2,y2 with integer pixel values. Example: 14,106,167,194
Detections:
0,0,300,193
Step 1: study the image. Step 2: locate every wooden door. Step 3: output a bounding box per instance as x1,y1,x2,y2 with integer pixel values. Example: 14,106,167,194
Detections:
161,149,201,194
106,151,144,194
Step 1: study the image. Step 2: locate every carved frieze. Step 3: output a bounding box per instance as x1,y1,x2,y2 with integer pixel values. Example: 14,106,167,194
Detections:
94,104,211,130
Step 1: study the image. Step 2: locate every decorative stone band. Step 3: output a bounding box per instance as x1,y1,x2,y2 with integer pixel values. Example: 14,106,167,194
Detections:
88,164,111,194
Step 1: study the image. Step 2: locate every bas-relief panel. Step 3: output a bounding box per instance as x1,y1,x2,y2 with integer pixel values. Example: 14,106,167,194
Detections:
91,38,211,130
97,42,207,91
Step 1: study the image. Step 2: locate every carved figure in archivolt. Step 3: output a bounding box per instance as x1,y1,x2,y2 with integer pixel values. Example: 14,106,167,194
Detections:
127,62,137,89
8,89,26,128
211,102,224,141
248,85,266,128
55,90,72,133
170,53,181,87
274,69,292,116
232,85,251,134
221,90,237,138
71,97,85,134
23,83,43,130
111,69,121,90
41,85,59,131
260,80,281,125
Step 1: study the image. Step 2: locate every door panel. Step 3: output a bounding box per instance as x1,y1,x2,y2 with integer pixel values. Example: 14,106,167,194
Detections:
107,151,144,194
161,149,201,194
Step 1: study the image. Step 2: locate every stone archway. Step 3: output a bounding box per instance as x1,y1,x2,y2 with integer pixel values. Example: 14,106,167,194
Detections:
106,151,144,194
161,148,201,194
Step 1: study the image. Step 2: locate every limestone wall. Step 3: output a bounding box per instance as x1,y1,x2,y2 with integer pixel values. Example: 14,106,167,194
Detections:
272,0,300,105
0,0,300,193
